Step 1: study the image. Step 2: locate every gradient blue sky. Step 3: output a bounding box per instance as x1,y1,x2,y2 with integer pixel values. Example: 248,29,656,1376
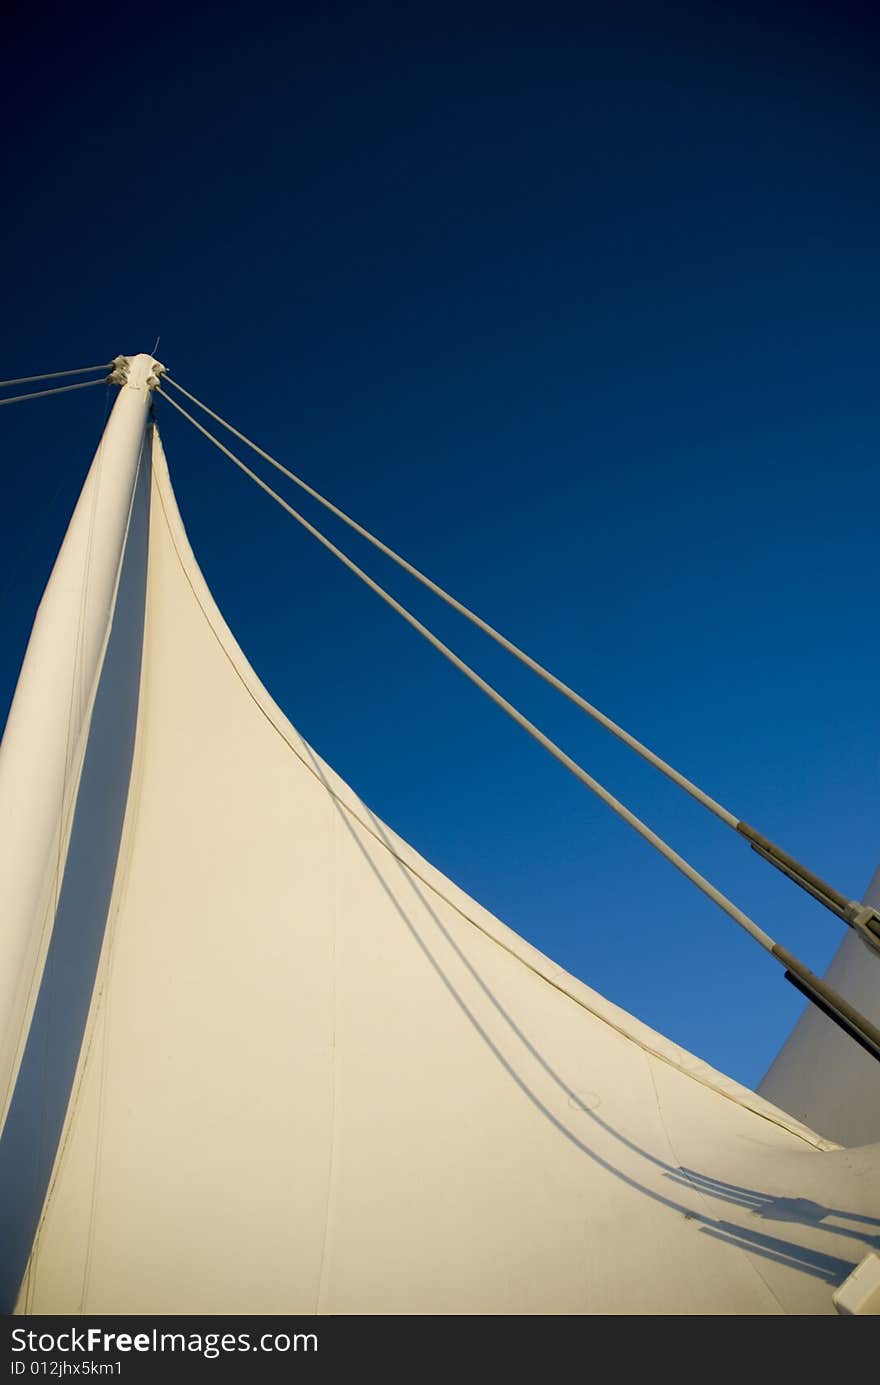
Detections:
1,2,878,1089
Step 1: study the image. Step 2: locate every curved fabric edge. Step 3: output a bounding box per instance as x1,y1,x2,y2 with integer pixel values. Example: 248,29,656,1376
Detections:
1,442,151,1312
151,426,835,1154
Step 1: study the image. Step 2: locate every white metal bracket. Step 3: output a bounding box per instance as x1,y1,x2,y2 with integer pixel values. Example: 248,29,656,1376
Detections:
107,356,128,386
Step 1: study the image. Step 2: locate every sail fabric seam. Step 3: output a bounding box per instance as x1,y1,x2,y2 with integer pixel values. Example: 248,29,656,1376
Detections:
642,1052,789,1314
148,436,833,1154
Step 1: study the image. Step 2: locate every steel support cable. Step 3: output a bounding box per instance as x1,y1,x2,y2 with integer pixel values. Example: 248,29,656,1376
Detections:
0,379,109,408
157,385,880,1063
161,375,879,947
0,364,111,389
163,375,735,824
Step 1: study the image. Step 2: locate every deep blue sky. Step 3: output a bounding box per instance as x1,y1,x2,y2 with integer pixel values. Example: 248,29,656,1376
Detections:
1,3,878,1090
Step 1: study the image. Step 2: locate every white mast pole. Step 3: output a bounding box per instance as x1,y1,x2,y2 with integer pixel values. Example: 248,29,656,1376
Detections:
0,353,164,1129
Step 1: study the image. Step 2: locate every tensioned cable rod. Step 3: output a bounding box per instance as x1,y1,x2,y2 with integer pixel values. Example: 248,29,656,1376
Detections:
157,391,880,1055
163,374,736,826
158,388,773,946
0,379,109,408
162,373,880,950
155,386,880,1065
0,364,110,389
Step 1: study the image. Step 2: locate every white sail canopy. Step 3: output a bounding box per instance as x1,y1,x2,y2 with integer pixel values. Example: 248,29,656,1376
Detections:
1,363,878,1315
759,868,880,1149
